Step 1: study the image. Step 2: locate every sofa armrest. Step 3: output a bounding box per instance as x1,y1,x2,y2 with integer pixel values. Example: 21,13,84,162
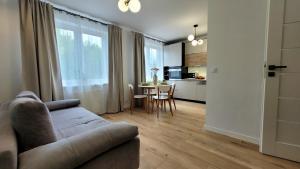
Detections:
45,99,80,111
18,122,139,169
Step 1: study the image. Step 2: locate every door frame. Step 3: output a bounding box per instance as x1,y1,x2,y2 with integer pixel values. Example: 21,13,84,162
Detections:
260,0,284,154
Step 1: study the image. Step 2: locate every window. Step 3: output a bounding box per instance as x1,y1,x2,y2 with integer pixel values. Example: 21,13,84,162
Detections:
144,38,164,82
55,11,108,87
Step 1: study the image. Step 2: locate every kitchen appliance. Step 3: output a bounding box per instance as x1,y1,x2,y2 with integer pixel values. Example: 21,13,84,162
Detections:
187,73,195,79
164,66,188,80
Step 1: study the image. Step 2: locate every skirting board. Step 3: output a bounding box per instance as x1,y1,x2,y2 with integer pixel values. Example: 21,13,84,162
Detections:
174,98,206,104
204,125,259,145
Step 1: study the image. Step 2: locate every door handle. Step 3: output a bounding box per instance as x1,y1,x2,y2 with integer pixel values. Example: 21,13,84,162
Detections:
268,65,287,70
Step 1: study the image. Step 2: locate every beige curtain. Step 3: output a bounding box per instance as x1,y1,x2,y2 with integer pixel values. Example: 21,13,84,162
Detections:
19,0,63,101
107,25,124,113
133,32,146,95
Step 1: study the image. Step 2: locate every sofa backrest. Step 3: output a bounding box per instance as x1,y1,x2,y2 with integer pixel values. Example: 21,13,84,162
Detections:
0,91,42,169
0,102,18,169
10,97,57,153
16,91,42,103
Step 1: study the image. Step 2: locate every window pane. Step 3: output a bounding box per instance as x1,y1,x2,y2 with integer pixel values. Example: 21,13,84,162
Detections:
55,9,110,87
145,45,164,82
82,33,107,85
56,28,79,86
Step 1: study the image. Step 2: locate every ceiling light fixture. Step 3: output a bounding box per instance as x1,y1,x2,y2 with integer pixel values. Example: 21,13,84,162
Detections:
118,0,141,13
188,24,204,46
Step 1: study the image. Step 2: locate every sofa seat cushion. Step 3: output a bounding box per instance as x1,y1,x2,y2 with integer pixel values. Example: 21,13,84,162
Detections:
17,122,139,169
50,107,111,139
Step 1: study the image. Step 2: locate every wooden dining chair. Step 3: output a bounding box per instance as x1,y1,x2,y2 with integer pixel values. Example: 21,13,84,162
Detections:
128,84,147,114
151,85,173,118
161,83,176,110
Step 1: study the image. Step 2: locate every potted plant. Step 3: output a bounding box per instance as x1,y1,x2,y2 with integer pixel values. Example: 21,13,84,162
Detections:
151,67,159,85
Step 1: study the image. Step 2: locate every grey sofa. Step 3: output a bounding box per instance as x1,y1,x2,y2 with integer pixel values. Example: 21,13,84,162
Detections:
0,91,140,169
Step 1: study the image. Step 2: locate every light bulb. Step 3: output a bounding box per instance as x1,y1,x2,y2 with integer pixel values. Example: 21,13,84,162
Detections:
188,34,194,41
118,0,129,12
198,39,204,45
129,0,141,13
192,40,198,46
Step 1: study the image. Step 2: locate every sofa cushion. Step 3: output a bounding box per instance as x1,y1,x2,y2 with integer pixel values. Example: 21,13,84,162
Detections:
10,98,57,152
17,123,139,169
77,138,140,169
0,102,18,169
16,91,42,102
45,99,80,111
50,107,111,139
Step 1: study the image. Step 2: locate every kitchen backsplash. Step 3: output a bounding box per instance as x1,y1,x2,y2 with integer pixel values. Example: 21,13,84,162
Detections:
188,66,207,78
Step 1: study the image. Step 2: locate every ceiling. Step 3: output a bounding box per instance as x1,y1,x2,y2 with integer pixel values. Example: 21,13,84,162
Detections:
48,0,208,42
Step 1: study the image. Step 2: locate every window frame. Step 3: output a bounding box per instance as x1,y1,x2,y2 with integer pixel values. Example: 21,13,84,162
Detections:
144,41,164,82
55,19,108,87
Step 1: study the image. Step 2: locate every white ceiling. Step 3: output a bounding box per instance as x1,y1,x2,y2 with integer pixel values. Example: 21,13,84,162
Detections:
48,0,208,42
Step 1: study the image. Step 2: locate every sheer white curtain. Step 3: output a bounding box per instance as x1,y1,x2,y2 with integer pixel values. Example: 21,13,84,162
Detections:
144,38,164,81
54,11,108,114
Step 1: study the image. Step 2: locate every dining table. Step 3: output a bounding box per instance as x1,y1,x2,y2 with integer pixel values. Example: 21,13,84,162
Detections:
138,84,171,113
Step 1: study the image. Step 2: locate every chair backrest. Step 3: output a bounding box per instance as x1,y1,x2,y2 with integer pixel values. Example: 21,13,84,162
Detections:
171,83,176,96
128,84,134,98
157,85,172,98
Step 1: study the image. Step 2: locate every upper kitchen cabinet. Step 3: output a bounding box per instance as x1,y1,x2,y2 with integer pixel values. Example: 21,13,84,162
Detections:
163,42,185,67
185,39,208,67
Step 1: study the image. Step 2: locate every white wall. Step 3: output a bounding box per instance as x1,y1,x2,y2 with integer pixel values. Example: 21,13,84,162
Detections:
0,0,22,102
205,0,269,144
122,29,134,108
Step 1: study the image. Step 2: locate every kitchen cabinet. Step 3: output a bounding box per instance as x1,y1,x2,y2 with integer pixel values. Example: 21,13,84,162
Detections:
195,81,206,101
185,53,207,67
164,42,184,67
173,80,196,100
185,39,208,67
168,80,206,102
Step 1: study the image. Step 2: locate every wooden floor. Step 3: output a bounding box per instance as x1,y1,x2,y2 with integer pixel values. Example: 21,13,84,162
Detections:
102,100,300,169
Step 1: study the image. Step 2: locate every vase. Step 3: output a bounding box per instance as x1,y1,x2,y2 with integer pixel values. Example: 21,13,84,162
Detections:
153,73,158,85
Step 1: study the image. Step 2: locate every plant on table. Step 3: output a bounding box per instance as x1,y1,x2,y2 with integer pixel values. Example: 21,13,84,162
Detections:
151,67,159,85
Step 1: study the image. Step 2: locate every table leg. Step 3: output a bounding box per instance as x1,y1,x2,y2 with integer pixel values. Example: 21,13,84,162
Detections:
147,89,151,113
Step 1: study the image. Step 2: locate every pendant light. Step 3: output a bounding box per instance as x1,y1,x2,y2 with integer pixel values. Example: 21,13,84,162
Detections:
192,39,198,46
188,34,194,41
118,0,141,13
198,39,204,45
188,24,203,46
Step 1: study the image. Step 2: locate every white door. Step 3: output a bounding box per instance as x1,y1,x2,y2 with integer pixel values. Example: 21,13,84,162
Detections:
261,0,300,162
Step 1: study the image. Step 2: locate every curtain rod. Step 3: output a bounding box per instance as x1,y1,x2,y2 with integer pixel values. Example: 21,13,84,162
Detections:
53,7,164,43
53,7,108,26
54,6,165,43
48,1,165,43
